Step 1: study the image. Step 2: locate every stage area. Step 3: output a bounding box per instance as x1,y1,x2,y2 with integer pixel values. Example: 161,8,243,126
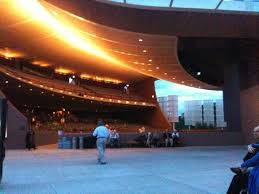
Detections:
1,146,246,194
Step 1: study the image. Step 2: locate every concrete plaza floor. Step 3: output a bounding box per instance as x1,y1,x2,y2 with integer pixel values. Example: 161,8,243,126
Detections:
0,146,246,194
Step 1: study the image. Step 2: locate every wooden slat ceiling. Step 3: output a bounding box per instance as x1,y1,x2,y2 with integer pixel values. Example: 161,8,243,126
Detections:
0,0,218,89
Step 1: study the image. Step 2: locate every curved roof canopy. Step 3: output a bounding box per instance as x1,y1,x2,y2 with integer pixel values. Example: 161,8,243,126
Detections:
0,0,219,89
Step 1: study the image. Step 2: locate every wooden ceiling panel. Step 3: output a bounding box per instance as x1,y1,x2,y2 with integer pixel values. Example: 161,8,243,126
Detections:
0,0,218,89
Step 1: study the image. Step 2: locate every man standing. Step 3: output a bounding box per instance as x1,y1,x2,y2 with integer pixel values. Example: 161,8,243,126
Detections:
93,120,109,165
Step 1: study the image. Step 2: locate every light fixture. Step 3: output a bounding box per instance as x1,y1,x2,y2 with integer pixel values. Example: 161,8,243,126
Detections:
41,91,44,94
164,73,167,75
197,72,201,76
29,88,33,91
138,38,143,42
151,95,155,98
5,81,8,84
148,59,152,62
55,68,73,75
18,85,21,88
148,69,152,72
156,67,159,70
181,81,185,84
142,50,147,53
32,60,51,67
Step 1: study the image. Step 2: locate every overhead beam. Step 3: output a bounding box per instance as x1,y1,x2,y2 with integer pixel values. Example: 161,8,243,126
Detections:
215,0,224,10
169,0,174,7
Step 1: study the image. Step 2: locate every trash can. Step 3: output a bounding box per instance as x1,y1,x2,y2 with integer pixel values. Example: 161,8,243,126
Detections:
62,136,71,149
79,136,84,149
72,136,78,149
58,138,63,149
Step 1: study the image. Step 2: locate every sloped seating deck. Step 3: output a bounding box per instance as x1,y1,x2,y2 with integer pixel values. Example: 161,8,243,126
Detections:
0,65,155,107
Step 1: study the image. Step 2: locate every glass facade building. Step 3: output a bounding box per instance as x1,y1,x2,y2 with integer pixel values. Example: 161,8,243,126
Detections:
158,95,178,123
184,99,226,128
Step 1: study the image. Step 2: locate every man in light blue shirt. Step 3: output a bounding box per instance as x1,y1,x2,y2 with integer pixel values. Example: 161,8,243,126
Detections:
93,120,109,164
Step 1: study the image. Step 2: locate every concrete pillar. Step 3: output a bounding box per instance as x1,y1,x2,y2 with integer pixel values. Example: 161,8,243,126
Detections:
223,62,241,131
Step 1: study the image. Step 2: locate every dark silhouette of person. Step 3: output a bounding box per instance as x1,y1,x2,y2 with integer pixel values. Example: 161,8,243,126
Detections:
25,127,36,150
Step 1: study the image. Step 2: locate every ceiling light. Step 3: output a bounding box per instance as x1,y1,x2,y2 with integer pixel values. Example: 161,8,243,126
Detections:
148,69,152,72
156,67,159,70
148,59,152,62
18,85,21,88
181,81,184,84
197,72,201,76
5,81,8,84
30,88,32,91
164,73,167,75
41,91,44,94
172,77,175,80
138,38,143,42
142,50,147,53
32,60,51,67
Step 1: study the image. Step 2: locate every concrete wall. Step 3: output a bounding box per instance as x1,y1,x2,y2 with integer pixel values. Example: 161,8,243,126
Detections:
0,90,28,149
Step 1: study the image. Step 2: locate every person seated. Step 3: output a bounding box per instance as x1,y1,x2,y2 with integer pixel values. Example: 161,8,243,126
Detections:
110,129,120,148
172,129,180,147
135,127,147,147
163,129,173,147
228,152,259,194
151,131,160,147
227,125,259,194
146,132,153,148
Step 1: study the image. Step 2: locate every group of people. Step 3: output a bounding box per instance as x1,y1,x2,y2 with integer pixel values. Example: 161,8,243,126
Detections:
227,125,259,194
135,127,180,148
164,129,180,147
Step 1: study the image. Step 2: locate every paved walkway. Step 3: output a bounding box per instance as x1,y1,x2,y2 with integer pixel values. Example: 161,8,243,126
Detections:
0,146,246,194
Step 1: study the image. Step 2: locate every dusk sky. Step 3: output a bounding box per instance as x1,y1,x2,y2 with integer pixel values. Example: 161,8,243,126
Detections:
155,80,223,115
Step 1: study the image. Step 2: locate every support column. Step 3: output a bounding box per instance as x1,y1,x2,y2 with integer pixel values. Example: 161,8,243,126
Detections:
223,62,241,131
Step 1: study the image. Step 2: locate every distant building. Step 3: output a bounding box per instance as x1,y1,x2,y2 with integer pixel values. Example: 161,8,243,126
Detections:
157,95,178,124
184,99,226,128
